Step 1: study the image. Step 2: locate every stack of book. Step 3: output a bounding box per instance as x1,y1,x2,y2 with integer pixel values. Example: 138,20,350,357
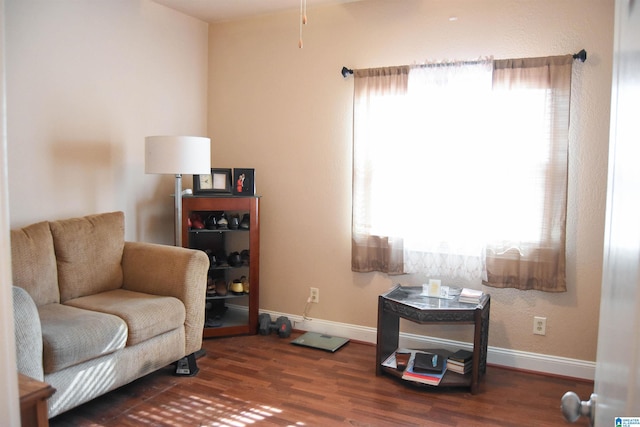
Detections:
458,288,484,304
400,351,447,386
447,349,473,374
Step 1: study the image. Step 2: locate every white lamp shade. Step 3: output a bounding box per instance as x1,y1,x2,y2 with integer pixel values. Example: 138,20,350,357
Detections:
145,136,211,175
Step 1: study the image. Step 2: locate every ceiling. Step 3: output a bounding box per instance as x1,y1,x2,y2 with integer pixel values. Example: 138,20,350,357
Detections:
152,0,362,23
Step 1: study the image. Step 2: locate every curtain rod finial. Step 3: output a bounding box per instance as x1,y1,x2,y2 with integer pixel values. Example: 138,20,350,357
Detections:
341,66,354,78
573,49,587,62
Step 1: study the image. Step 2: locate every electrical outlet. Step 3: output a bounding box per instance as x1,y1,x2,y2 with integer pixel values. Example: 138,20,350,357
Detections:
309,287,319,304
533,316,547,335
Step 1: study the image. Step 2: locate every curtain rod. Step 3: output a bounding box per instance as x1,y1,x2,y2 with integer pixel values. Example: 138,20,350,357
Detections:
340,49,587,78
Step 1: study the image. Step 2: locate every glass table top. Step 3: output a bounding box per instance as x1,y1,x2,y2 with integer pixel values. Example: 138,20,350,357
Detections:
382,284,489,311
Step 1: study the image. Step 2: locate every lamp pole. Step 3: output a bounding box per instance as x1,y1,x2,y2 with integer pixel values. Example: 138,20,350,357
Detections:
174,173,183,247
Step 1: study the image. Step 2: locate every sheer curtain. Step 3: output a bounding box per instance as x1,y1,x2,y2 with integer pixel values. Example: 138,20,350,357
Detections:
351,56,573,291
401,60,493,282
484,55,573,291
352,66,409,274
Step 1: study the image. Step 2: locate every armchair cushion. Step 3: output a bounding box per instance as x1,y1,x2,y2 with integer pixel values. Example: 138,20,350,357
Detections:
65,289,185,346
50,212,125,302
122,241,208,355
39,303,127,374
11,221,59,306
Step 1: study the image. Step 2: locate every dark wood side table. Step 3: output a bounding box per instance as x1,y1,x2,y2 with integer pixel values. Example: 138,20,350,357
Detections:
376,284,490,394
18,373,55,427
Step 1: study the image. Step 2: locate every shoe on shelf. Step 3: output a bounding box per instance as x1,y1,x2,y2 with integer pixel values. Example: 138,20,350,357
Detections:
240,213,250,229
217,212,228,229
205,214,217,230
215,279,227,296
190,213,204,229
228,251,242,267
240,249,250,265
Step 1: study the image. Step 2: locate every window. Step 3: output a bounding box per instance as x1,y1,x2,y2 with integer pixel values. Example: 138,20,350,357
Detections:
352,56,573,292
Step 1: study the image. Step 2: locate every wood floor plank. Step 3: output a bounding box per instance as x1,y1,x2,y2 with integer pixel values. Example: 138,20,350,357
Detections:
50,332,593,426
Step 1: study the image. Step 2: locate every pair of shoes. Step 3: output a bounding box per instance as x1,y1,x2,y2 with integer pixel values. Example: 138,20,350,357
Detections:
229,279,244,295
189,213,205,229
203,212,230,229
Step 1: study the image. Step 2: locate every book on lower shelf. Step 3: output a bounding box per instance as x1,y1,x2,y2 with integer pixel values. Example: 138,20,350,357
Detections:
448,349,473,363
413,351,445,373
447,349,473,374
396,351,448,386
447,361,472,374
458,288,484,304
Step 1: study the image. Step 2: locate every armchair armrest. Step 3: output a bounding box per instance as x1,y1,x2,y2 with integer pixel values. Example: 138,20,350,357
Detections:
121,242,209,355
12,286,45,381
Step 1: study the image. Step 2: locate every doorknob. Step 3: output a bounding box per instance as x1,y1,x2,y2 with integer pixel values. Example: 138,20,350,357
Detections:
561,391,596,425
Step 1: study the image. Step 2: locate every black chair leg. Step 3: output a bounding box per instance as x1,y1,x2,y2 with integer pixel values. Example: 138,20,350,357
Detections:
174,352,199,376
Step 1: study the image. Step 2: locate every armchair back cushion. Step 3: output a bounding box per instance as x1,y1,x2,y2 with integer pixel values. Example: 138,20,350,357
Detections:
50,211,125,302
10,221,60,306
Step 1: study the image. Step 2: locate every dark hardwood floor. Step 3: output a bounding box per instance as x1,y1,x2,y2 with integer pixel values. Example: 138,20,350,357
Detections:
50,332,593,426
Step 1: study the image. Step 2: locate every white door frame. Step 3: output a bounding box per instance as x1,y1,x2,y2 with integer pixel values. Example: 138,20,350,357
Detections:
0,0,22,424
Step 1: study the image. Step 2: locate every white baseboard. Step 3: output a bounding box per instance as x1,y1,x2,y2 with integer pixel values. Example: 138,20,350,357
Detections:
259,309,595,381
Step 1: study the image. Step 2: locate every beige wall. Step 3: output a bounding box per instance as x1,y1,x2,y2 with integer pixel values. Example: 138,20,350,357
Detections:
5,0,209,243
208,0,614,361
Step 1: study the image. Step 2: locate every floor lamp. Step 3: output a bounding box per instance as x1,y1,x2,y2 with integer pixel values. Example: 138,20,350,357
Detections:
145,135,211,247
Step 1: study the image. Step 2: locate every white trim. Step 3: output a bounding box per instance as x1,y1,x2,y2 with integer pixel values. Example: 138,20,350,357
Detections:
259,309,595,381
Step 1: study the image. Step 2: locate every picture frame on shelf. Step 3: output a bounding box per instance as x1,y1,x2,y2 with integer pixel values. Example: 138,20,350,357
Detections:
193,168,232,194
233,168,255,196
